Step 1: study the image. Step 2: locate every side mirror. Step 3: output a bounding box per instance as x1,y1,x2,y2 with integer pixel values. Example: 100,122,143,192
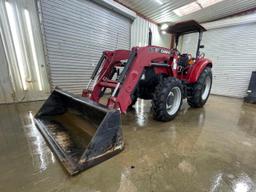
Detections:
200,45,205,49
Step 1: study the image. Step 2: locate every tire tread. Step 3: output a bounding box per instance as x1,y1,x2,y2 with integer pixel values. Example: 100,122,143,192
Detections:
152,77,183,122
187,67,212,108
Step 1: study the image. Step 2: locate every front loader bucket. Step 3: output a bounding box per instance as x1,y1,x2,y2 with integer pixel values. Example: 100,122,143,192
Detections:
34,88,124,175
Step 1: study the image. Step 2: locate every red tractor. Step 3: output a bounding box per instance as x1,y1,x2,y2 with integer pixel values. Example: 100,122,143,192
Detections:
82,20,212,120
35,20,212,175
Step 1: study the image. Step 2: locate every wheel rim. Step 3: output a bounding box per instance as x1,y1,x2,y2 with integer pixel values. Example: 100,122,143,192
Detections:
166,87,182,116
201,76,211,100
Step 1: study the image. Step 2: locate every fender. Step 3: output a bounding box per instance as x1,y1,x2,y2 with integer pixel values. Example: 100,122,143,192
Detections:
187,58,212,83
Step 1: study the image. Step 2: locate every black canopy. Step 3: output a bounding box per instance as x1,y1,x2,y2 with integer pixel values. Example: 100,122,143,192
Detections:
167,20,206,35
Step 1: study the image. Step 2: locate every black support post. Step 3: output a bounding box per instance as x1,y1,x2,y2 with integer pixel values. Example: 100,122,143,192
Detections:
196,32,203,58
91,54,105,80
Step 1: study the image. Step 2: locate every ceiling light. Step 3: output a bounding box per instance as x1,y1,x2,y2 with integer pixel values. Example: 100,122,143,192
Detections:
161,31,167,35
197,0,224,8
173,2,201,17
154,0,163,5
160,23,168,30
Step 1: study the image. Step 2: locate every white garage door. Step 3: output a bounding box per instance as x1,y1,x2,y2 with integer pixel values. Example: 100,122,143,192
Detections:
181,23,256,98
39,0,131,94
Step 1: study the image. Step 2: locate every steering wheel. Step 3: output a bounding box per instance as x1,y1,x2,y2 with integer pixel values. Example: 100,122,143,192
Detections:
171,48,181,56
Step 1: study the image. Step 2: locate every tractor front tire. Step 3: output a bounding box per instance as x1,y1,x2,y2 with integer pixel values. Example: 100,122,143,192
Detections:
187,67,212,108
152,77,183,122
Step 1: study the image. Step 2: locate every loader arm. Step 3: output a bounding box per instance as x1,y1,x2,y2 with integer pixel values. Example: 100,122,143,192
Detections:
108,46,172,113
83,46,173,113
89,50,130,102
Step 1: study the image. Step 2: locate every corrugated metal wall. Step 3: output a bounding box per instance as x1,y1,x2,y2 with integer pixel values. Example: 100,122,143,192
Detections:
39,0,131,94
131,16,171,48
182,21,256,98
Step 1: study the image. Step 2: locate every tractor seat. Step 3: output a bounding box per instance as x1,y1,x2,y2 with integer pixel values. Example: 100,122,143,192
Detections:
178,54,189,67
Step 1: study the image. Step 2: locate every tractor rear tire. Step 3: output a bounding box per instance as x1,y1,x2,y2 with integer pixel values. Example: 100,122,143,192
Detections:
152,77,183,122
187,67,212,108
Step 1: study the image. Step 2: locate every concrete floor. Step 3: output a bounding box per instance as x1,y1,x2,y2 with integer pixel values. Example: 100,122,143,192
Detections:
0,96,256,192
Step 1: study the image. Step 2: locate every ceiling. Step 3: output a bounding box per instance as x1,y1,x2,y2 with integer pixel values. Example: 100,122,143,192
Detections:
115,0,256,24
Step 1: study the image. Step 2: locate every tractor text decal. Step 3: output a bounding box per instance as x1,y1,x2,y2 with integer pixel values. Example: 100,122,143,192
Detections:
148,47,171,55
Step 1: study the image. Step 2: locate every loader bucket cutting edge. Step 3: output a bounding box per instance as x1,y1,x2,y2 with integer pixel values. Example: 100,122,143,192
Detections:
34,88,124,175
